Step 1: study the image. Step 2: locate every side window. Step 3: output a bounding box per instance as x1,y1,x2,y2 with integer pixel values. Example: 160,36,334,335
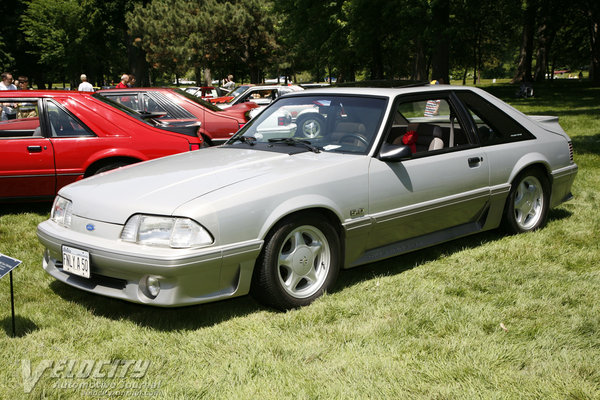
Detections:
105,94,139,111
142,94,169,115
46,101,93,137
456,91,534,145
388,96,472,156
0,100,41,138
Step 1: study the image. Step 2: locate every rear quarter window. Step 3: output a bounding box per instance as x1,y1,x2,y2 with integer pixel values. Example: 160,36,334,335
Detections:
456,91,535,146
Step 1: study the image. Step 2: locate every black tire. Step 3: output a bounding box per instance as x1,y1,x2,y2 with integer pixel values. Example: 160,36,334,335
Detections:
251,214,340,310
295,114,326,139
201,134,212,147
502,168,550,234
92,161,130,175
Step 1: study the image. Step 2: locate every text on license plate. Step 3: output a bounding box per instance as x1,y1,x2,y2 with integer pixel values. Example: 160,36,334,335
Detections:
62,245,90,278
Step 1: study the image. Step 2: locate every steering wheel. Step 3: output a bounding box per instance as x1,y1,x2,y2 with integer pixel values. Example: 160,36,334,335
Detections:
338,133,369,148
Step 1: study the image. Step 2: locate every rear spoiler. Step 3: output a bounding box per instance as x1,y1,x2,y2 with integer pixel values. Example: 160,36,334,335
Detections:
527,115,566,136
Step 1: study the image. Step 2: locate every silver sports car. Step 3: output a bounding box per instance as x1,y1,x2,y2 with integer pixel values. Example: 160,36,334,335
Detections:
37,86,578,310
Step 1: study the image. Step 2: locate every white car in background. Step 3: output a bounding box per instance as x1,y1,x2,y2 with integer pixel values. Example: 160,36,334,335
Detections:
220,85,304,112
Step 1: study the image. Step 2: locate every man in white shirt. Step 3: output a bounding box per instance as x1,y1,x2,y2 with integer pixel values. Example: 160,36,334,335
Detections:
0,72,17,90
78,74,94,92
0,72,17,120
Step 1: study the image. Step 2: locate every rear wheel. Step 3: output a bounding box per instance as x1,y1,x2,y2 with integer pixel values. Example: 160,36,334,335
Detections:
252,214,340,310
502,168,550,233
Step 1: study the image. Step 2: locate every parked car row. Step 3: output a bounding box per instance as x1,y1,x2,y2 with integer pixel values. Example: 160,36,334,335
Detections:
0,90,203,201
98,87,257,145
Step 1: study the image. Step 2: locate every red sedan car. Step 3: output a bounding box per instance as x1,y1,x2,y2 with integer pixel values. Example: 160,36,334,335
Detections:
0,90,203,201
98,88,258,145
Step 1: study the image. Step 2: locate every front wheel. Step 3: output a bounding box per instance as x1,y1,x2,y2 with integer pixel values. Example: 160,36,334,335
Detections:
502,168,550,233
251,214,340,310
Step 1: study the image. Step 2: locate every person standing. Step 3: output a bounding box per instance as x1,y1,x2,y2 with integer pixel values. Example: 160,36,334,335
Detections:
116,74,129,88
17,76,31,90
0,72,17,90
0,72,17,120
78,74,94,92
223,74,235,91
127,74,136,87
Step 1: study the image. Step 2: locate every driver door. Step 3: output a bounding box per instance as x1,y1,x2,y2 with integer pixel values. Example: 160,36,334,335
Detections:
367,93,490,250
0,99,56,199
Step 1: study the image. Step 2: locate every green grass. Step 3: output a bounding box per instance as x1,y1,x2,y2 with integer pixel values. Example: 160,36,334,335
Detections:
1,80,599,399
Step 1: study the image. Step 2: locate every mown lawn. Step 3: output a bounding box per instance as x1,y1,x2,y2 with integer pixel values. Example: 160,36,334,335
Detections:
1,81,599,399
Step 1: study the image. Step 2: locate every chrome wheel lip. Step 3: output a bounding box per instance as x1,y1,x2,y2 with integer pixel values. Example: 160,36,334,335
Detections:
513,175,544,230
277,225,331,299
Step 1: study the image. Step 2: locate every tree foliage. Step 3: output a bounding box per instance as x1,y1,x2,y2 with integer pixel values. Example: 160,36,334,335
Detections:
1,0,598,86
127,0,279,84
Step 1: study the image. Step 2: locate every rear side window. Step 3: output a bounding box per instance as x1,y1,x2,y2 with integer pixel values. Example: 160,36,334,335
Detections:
46,101,94,137
456,91,534,145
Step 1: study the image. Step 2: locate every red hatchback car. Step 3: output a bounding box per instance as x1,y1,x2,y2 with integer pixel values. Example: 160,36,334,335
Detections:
98,88,258,145
0,90,203,201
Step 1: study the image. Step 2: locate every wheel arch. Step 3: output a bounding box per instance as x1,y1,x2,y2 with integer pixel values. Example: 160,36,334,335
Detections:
84,155,143,177
509,154,553,186
258,203,346,264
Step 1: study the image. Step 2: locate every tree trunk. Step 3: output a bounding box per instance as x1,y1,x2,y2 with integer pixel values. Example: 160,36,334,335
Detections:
412,39,427,82
589,5,600,84
431,0,450,84
203,68,212,87
512,0,538,83
534,0,558,82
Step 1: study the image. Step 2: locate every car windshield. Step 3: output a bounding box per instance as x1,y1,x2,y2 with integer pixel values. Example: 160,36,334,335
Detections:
222,85,252,103
175,89,223,112
226,95,387,155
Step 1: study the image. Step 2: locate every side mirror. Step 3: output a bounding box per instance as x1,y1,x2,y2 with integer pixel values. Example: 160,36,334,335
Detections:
378,143,412,162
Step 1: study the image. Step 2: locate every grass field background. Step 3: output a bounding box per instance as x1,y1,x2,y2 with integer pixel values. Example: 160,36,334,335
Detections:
0,80,598,399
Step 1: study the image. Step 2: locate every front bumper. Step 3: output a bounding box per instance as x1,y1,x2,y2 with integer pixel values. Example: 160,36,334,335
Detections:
37,220,262,307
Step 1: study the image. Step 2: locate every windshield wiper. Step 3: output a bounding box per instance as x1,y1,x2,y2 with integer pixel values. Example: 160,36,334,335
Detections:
229,136,256,145
267,137,321,153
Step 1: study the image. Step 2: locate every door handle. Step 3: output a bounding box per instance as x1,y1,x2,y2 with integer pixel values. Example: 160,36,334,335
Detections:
27,145,43,153
468,156,483,167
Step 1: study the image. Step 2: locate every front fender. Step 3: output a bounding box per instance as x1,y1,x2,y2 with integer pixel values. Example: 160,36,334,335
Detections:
258,194,344,240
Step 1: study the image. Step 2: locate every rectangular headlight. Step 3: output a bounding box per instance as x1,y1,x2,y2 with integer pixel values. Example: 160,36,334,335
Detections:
51,196,73,227
121,215,213,248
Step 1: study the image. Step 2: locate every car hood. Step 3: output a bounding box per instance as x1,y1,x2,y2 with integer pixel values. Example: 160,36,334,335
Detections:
60,147,354,224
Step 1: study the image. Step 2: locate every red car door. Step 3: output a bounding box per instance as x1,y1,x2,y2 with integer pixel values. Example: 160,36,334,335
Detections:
0,100,56,199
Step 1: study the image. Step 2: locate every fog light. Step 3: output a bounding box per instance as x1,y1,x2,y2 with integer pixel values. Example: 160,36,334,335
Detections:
146,276,160,298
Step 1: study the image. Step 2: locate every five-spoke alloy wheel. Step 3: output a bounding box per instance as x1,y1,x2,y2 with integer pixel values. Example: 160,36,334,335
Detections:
503,168,550,233
252,214,340,310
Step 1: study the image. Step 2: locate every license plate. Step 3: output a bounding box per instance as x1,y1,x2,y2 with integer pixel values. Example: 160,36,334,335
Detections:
62,245,90,278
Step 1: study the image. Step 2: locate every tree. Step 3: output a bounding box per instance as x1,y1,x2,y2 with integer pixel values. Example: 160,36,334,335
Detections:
21,0,85,87
586,1,600,83
127,0,195,83
513,0,538,83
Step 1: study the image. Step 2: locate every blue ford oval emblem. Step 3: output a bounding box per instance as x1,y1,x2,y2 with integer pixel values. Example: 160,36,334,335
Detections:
86,224,95,231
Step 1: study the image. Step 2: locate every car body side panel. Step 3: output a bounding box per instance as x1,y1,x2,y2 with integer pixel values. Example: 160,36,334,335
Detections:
0,136,56,197
367,148,490,244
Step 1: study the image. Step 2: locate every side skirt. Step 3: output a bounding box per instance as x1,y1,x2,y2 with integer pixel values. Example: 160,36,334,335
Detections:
348,208,490,269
